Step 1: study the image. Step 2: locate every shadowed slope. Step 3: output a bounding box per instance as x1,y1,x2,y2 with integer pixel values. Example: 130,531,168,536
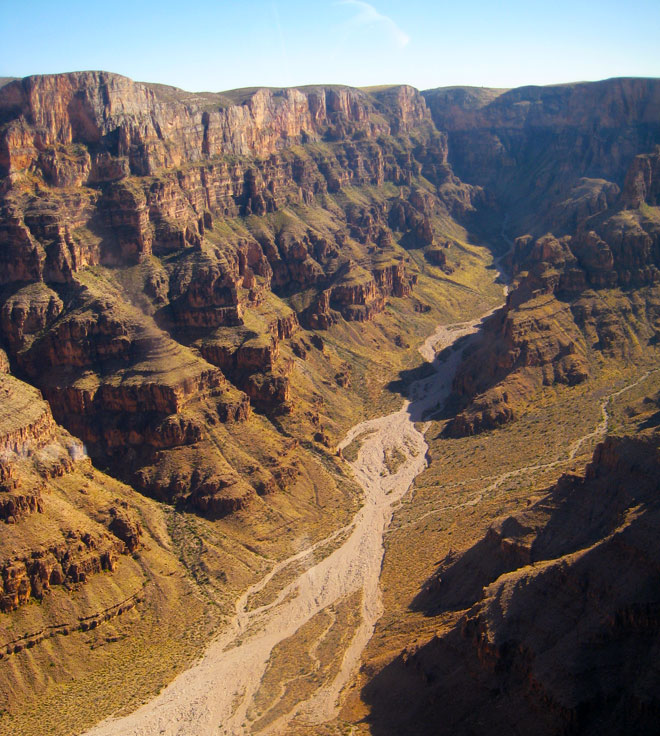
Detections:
363,432,660,736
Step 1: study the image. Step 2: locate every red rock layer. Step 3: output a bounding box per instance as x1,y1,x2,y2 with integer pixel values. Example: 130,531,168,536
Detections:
0,372,142,613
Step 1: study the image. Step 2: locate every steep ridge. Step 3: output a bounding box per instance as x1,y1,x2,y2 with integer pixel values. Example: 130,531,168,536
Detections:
363,429,660,736
442,135,660,436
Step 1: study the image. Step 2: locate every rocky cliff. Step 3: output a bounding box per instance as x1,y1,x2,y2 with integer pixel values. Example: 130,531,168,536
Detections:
443,133,660,436
0,71,479,510
0,369,142,614
364,430,660,736
424,78,660,235
447,164,659,434
0,73,434,180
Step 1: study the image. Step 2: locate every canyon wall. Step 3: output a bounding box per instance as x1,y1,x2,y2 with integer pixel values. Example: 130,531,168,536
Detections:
424,78,660,235
0,72,474,508
364,431,660,736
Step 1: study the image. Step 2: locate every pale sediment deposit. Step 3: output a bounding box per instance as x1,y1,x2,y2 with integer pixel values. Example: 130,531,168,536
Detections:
84,301,501,736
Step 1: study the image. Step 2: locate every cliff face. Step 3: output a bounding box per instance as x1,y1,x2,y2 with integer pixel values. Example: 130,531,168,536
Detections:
445,139,660,436
364,432,660,736
0,71,476,515
0,72,452,295
425,78,660,140
0,72,431,180
0,371,143,614
424,78,660,235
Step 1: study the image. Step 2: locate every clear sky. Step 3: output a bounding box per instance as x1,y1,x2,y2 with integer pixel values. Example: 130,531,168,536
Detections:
2,0,659,92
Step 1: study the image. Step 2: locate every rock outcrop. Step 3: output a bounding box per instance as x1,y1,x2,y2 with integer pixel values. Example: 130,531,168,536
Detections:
445,147,660,436
364,432,660,736
0,371,142,613
621,148,660,208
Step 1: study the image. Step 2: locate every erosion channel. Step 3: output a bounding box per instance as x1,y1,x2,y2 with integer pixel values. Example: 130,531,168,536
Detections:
83,295,505,736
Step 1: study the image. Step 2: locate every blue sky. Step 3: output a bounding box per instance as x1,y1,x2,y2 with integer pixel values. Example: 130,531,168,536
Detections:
2,0,659,91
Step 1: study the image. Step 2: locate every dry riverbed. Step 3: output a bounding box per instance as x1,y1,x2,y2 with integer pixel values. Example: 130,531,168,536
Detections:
82,303,502,736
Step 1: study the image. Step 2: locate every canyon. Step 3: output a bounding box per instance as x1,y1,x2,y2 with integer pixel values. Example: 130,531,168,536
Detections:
0,72,659,735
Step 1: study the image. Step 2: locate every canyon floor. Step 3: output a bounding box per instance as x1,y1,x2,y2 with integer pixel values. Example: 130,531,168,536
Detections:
78,263,507,736
71,276,660,736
